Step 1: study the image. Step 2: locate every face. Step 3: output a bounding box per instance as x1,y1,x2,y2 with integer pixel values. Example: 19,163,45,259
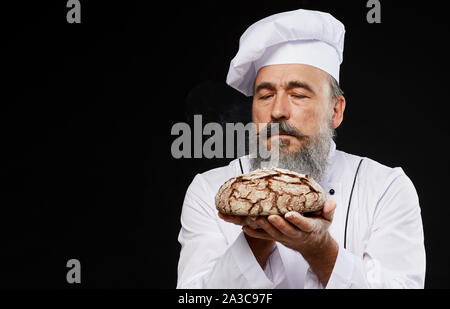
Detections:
252,63,343,155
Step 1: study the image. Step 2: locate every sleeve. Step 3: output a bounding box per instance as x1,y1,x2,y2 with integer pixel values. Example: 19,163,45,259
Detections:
176,174,278,289
305,173,426,289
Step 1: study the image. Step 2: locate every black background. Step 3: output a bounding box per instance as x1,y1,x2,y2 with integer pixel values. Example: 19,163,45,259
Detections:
1,0,448,288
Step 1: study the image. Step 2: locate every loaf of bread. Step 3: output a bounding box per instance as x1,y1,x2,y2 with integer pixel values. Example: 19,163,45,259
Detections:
215,168,326,216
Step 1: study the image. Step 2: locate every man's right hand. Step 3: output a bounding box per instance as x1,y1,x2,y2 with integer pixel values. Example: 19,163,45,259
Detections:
218,212,275,269
218,212,265,229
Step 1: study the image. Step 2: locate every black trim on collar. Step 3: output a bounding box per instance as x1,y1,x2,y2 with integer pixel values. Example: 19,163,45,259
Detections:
344,158,364,250
239,158,244,174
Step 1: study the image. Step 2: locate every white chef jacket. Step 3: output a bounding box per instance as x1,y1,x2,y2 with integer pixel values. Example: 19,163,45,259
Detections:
176,140,426,288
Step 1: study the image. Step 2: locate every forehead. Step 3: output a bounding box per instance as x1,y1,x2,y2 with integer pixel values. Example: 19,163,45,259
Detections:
254,63,329,90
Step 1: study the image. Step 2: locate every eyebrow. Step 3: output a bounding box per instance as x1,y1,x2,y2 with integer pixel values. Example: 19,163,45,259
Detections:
254,80,316,96
254,82,277,94
285,80,316,95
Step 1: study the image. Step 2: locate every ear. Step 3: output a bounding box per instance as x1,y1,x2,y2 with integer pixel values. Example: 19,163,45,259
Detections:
332,96,346,129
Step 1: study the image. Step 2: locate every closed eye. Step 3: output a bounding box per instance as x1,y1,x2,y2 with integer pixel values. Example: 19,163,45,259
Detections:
259,95,273,100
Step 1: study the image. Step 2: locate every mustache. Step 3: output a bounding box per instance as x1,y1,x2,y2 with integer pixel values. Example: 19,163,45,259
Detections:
258,120,308,139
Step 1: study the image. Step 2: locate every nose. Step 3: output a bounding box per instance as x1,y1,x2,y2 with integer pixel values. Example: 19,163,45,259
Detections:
270,92,291,121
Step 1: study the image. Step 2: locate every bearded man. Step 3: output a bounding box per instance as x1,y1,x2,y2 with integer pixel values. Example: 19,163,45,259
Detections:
176,9,425,289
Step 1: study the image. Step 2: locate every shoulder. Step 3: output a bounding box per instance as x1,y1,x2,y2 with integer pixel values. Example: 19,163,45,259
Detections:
187,157,244,197
335,149,419,207
335,148,410,185
182,158,244,218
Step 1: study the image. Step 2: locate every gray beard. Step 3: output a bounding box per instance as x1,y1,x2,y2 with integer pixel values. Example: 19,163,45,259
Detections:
249,120,335,182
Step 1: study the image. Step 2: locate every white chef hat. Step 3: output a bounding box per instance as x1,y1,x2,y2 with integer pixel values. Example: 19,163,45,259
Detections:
226,9,345,97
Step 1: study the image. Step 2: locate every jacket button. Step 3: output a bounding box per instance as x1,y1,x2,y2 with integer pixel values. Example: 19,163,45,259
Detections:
329,189,335,195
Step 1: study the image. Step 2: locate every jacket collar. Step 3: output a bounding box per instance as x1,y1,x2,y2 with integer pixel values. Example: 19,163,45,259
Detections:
320,138,337,185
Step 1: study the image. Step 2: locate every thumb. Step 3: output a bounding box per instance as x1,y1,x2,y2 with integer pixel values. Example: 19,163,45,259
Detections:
322,200,336,222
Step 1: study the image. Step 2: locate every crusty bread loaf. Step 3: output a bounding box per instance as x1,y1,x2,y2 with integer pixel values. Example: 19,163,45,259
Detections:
215,168,326,216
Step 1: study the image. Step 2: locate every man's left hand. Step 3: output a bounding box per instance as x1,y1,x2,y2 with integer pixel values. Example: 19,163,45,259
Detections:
242,199,338,286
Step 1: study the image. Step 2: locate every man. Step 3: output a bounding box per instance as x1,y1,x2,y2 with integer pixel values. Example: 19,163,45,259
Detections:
176,9,425,288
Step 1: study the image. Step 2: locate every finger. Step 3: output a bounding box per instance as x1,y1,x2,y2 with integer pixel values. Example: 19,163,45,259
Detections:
244,216,260,229
218,212,235,222
218,212,262,228
322,200,336,222
311,210,322,216
242,226,273,240
218,212,244,225
303,209,322,218
255,217,286,240
284,211,318,233
267,215,300,238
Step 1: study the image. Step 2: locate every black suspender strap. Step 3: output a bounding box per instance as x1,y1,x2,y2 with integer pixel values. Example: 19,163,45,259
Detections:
238,158,244,174
344,158,364,250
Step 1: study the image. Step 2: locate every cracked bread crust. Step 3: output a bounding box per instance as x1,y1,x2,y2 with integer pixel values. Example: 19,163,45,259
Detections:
215,168,326,216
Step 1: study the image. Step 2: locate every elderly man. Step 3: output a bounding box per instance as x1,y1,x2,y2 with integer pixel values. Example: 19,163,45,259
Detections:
176,9,425,288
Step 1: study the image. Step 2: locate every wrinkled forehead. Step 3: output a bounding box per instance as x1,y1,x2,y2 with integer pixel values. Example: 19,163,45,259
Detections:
254,63,330,90
252,65,333,102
